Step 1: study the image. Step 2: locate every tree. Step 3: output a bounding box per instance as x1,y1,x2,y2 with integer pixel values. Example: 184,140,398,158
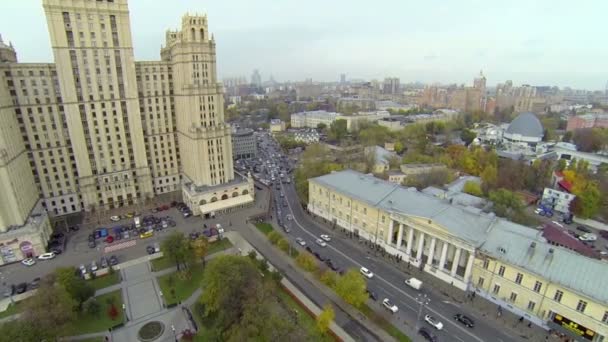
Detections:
488,189,531,224
316,123,327,130
191,236,209,264
277,238,290,253
328,119,348,142
295,253,318,272
562,131,573,142
573,128,608,152
23,279,76,338
267,231,282,245
83,297,101,316
463,181,483,196
162,232,194,271
334,269,367,308
556,158,567,172
320,271,337,288
480,164,498,189
55,267,95,307
316,304,335,333
394,141,404,153
460,129,477,146
387,155,401,170
570,181,601,219
402,168,452,190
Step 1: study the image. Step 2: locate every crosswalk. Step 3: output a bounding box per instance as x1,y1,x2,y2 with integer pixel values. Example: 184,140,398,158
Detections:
104,239,136,253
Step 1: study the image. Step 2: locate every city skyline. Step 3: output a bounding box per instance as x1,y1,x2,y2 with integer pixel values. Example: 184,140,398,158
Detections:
1,0,607,89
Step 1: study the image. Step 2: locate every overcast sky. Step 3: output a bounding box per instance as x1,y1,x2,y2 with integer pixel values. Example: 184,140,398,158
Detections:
1,0,607,90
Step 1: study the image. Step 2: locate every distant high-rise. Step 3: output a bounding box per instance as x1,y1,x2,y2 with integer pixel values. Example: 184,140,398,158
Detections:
340,74,346,84
382,77,400,94
251,69,262,87
473,70,486,91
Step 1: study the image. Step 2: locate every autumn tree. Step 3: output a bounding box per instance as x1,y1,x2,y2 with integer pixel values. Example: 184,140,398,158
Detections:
463,181,483,196
334,269,368,308
191,236,209,264
296,253,318,272
162,231,194,271
316,304,335,333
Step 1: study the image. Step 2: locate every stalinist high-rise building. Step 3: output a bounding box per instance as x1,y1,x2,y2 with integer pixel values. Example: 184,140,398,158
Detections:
0,0,253,264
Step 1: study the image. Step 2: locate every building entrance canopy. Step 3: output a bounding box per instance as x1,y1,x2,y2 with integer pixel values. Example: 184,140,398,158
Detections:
199,195,254,215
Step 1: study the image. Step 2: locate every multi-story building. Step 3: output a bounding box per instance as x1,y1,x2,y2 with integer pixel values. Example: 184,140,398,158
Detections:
541,188,575,215
231,128,257,159
308,170,608,341
251,69,261,88
290,110,342,129
382,77,400,94
0,0,253,229
566,114,608,131
269,119,286,132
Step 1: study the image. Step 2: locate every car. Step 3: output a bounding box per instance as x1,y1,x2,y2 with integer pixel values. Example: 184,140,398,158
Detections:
88,234,95,242
30,277,41,289
146,245,155,254
50,247,63,255
286,214,293,221
3,285,15,297
15,283,28,294
154,242,160,253
88,240,96,248
382,298,398,313
305,246,313,253
577,225,592,233
418,327,438,342
579,233,597,242
21,258,36,266
365,289,378,301
320,234,331,242
79,264,87,276
51,232,64,239
296,237,306,246
105,235,114,244
37,252,56,260
315,239,327,247
109,255,119,266
283,226,291,233
110,215,120,222
313,252,325,261
140,230,154,239
183,211,192,218
100,257,109,268
360,266,374,279
424,314,444,330
454,313,475,328
90,261,98,272
125,212,135,218
600,231,608,239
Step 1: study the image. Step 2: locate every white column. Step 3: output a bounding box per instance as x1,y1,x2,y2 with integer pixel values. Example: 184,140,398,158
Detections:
439,242,448,270
405,227,414,255
396,223,404,248
463,252,475,281
427,237,437,265
451,247,462,276
387,220,394,245
416,231,425,261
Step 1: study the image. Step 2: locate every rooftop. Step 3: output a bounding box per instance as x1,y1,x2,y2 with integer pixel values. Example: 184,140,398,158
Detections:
506,112,544,138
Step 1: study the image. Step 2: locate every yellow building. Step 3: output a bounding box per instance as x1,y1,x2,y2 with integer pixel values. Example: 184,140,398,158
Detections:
309,170,608,341
270,119,286,132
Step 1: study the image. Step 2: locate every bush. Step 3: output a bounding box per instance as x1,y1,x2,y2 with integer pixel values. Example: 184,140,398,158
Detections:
267,231,282,245
296,253,318,272
319,270,337,288
277,238,290,253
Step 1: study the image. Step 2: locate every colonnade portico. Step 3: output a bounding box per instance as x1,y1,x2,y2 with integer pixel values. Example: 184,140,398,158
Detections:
385,217,476,291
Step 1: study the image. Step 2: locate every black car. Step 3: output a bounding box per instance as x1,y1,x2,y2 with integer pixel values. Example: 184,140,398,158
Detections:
88,234,95,242
15,282,28,294
30,277,41,289
50,247,63,255
109,255,119,266
577,226,592,233
88,240,96,248
454,313,475,328
365,289,378,301
313,252,325,262
3,285,15,297
146,245,155,255
418,327,438,342
305,246,313,253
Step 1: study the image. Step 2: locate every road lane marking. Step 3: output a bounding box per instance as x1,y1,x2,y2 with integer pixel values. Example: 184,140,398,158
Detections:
282,183,485,342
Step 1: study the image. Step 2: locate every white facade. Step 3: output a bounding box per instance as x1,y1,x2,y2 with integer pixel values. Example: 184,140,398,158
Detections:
542,188,576,214
290,110,342,129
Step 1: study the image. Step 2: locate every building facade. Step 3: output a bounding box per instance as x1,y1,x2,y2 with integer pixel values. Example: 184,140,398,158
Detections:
231,128,257,159
308,170,608,341
566,114,608,131
290,110,342,129
0,0,253,227
270,119,286,132
541,188,575,215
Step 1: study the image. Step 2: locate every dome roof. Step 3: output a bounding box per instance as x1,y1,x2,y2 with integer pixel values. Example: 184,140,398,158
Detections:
506,112,543,138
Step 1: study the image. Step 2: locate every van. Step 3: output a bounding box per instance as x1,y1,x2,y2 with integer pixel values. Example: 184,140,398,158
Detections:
405,277,422,290
134,216,141,229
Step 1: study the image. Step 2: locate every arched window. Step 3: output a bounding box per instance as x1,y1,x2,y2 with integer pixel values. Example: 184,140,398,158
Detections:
199,199,207,205
211,197,218,202
191,28,195,41
242,189,249,195
200,29,204,40
221,194,228,200
232,192,238,197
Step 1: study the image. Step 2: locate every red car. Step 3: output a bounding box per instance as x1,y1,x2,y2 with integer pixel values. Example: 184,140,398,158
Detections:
105,235,114,244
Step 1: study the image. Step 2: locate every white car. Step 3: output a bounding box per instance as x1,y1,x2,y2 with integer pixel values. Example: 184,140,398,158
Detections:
315,239,327,247
424,314,444,330
382,298,398,313
110,215,120,222
320,234,331,242
360,266,374,279
286,214,293,221
90,261,98,272
37,252,56,260
579,233,597,242
79,264,87,275
21,258,36,266
296,237,306,246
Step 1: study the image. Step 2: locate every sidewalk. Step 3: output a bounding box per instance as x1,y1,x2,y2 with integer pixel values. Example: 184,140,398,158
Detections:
306,212,558,342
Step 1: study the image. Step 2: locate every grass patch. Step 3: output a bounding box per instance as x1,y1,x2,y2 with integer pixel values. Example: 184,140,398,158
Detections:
88,272,120,290
207,238,233,255
0,300,26,319
158,263,205,306
277,288,335,342
151,256,175,272
255,222,274,235
66,290,124,335
360,304,411,342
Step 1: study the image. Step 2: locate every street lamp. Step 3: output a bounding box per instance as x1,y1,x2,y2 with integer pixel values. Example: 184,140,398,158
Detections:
171,324,177,342
122,303,128,321
415,293,430,331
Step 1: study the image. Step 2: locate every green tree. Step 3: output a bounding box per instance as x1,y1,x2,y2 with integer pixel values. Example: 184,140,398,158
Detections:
23,280,77,338
556,158,567,172
317,123,327,130
162,231,194,271
334,269,367,308
191,236,209,264
316,304,335,333
387,155,401,170
562,131,573,142
55,267,95,307
480,164,498,189
463,181,483,196
460,129,477,146
328,119,348,142
82,297,101,316
320,270,337,288
295,253,318,272
570,181,602,219
277,238,290,253
394,141,404,153
267,231,282,245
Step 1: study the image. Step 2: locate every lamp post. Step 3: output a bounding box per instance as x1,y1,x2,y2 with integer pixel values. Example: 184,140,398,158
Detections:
159,291,164,308
122,303,128,322
171,324,177,342
415,293,430,331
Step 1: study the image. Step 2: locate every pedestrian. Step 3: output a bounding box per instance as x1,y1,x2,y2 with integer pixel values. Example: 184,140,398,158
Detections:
527,322,532,328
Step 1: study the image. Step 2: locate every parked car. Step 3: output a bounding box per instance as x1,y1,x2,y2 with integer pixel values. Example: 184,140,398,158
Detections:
100,257,108,268
313,252,325,261
21,258,36,266
79,264,87,276
30,277,41,289
146,245,155,255
50,247,63,255
320,234,331,242
105,235,114,244
37,252,56,260
579,233,597,242
3,285,15,297
366,289,378,301
154,242,160,253
15,283,28,294
382,298,398,313
577,225,592,233
454,313,475,328
90,261,98,272
296,237,306,246
360,266,374,279
140,230,154,239
315,238,327,247
109,255,119,266
424,314,444,330
418,327,438,342
88,240,96,248
110,215,120,222
305,246,313,253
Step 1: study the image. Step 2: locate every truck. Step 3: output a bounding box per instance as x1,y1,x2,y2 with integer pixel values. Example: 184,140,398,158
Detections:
134,216,141,229
405,277,422,290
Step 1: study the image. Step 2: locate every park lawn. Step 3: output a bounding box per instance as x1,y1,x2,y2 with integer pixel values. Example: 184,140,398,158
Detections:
207,238,233,255
88,272,120,290
151,256,176,271
66,290,124,335
158,263,205,306
255,222,274,235
360,304,411,342
277,287,336,342
0,299,27,319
